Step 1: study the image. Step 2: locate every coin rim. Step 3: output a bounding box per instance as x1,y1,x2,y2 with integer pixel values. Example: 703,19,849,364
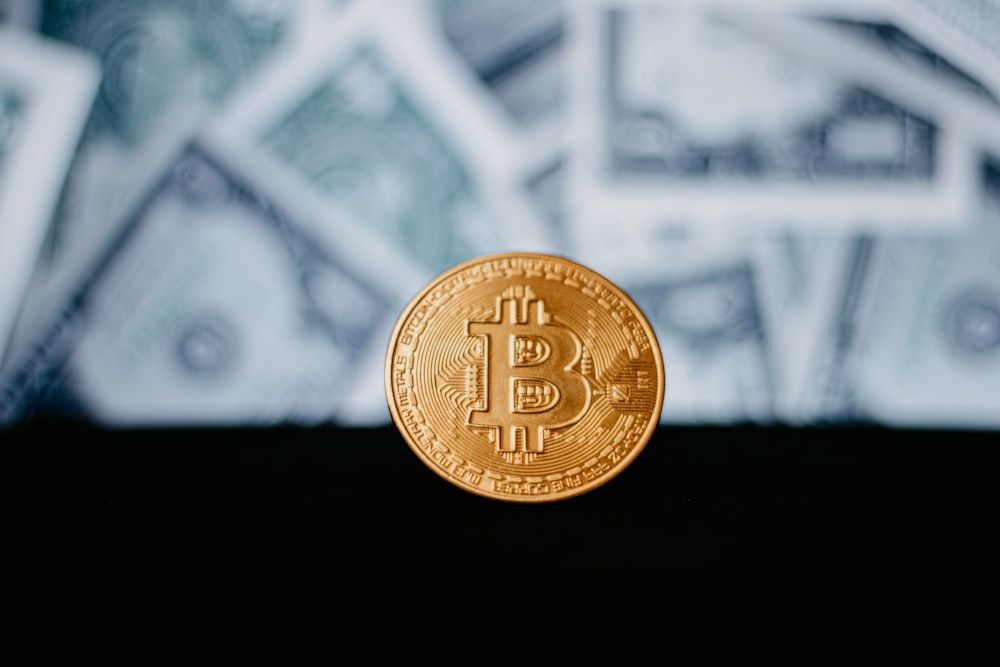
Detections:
384,251,665,503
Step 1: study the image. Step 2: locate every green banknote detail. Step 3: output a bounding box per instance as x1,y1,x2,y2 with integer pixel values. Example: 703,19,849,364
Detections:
260,46,481,273
41,0,289,146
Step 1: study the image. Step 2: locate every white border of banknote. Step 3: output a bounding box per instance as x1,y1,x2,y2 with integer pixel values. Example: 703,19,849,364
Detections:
0,27,98,367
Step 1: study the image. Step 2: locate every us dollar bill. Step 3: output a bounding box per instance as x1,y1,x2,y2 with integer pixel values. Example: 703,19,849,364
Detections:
6,0,998,431
18,0,340,304
565,0,978,258
725,1,1000,157
0,27,98,367
794,155,1000,428
214,0,555,280
0,132,421,427
1,0,347,401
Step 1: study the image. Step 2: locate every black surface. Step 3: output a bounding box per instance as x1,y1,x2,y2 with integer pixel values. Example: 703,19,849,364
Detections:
4,421,998,661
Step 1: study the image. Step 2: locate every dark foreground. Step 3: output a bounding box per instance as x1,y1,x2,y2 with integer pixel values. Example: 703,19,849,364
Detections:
4,421,997,663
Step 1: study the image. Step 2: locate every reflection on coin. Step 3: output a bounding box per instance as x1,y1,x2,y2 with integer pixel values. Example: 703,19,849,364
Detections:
385,253,665,502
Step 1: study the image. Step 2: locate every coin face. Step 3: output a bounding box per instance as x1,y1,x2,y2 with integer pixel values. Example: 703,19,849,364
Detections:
385,253,664,502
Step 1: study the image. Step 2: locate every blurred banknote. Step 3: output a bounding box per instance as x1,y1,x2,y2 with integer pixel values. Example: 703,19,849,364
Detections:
749,231,854,424
432,0,566,135
874,0,1000,107
1,0,348,395
725,0,1000,156
2,0,999,431
565,0,977,263
426,0,571,251
431,0,789,426
0,132,421,426
794,156,1000,428
214,0,555,280
20,0,338,298
0,27,98,366
593,238,780,425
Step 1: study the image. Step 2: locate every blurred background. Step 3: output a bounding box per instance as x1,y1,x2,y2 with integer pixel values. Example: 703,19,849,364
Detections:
1,0,998,431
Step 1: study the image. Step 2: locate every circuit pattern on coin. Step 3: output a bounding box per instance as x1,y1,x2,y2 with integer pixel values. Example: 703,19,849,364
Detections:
385,253,664,502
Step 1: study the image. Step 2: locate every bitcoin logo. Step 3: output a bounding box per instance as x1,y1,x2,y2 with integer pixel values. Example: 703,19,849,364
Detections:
467,286,591,459
385,253,665,502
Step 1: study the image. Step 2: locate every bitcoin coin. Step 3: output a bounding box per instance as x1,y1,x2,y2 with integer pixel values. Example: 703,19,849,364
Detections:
385,253,664,502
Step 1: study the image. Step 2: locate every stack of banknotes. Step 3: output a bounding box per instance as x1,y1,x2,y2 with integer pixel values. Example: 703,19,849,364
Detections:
1,0,998,429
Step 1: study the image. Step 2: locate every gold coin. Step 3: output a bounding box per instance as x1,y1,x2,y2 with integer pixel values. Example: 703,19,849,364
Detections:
385,252,664,502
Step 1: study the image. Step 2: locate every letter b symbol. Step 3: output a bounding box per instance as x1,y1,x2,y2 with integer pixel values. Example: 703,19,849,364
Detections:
467,293,591,454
